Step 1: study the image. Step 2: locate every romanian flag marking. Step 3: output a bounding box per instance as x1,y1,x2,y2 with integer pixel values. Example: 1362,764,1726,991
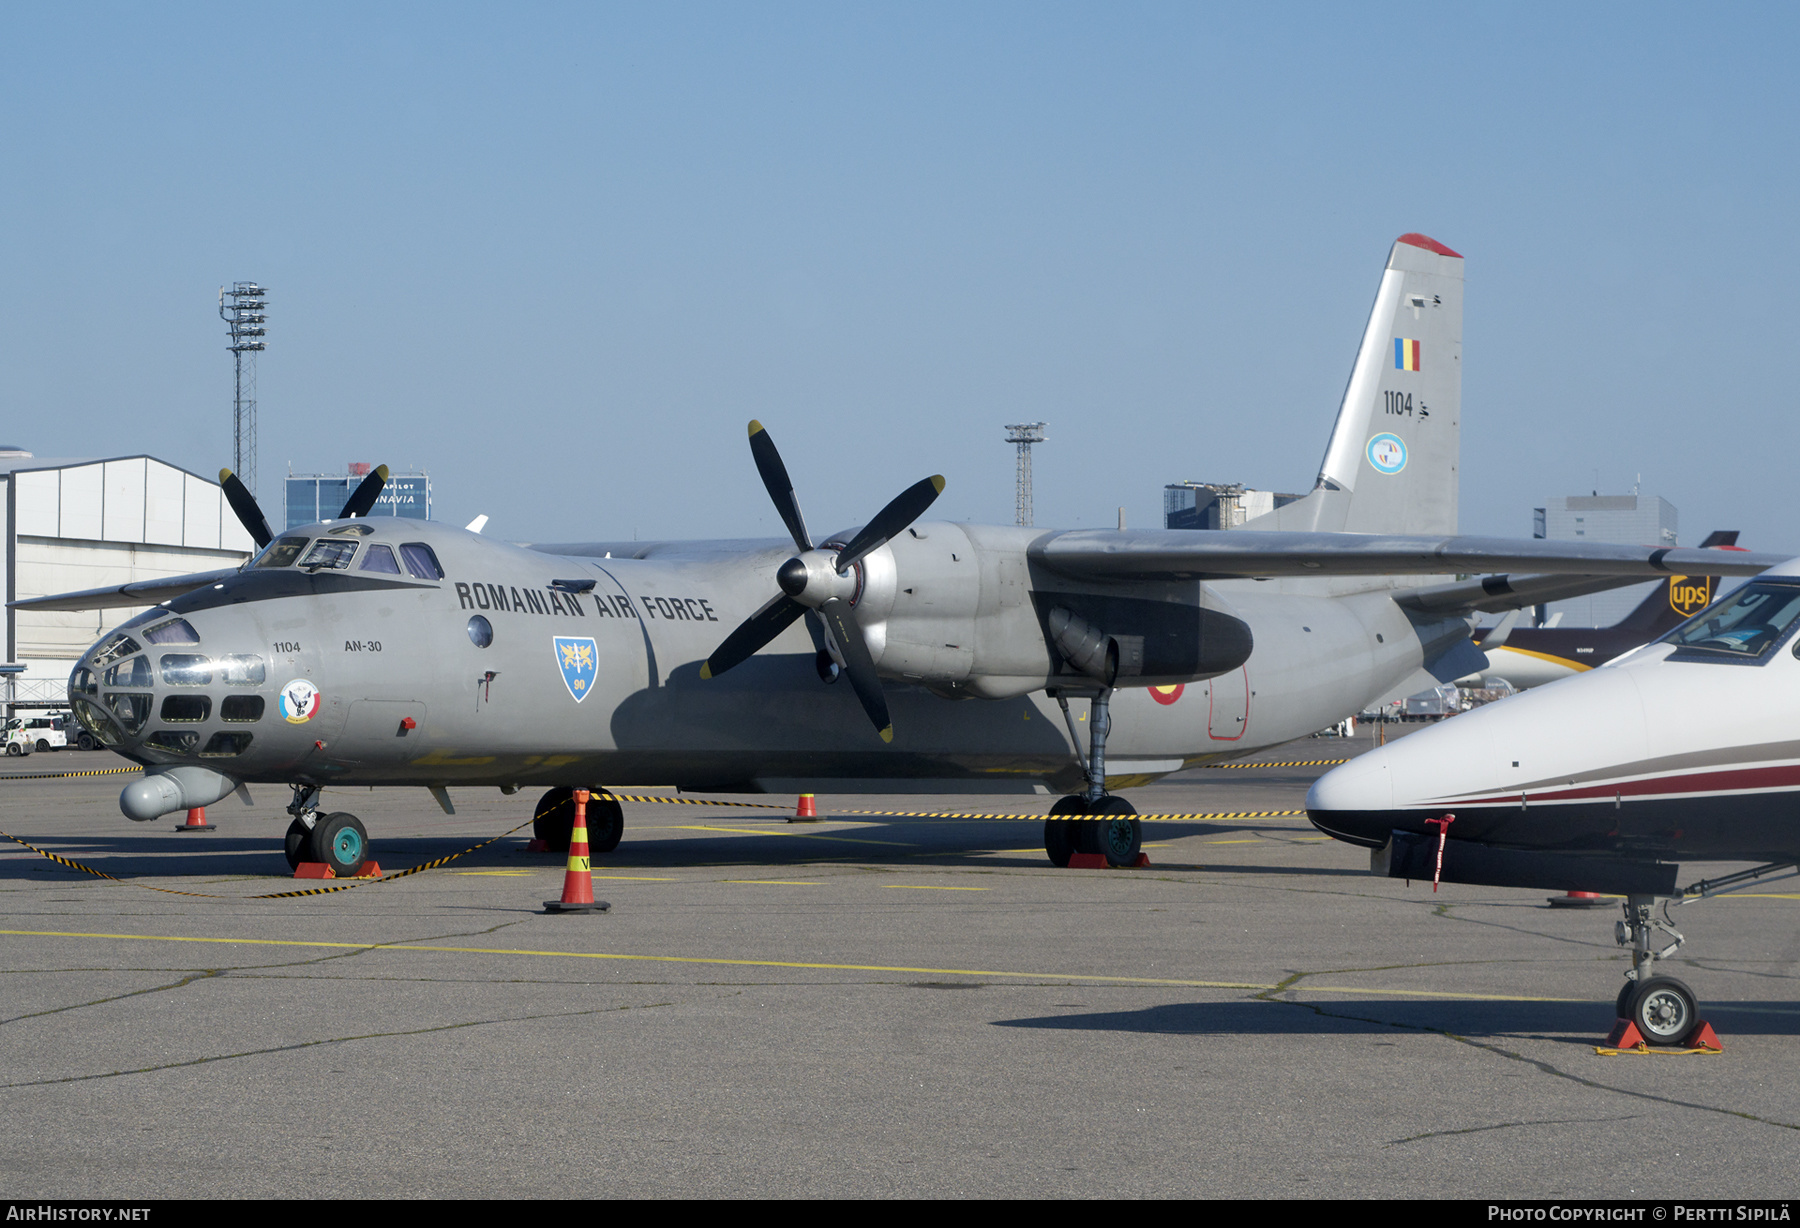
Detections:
1394,338,1421,371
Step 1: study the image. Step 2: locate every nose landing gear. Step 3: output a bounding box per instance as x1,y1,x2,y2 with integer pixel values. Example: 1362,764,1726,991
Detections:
283,785,370,877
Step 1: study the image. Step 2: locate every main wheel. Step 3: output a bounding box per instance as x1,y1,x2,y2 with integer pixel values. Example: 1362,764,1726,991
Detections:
533,787,576,852
1077,795,1141,866
1045,796,1088,867
585,792,625,854
1627,975,1698,1045
533,787,617,853
313,812,370,878
285,817,315,870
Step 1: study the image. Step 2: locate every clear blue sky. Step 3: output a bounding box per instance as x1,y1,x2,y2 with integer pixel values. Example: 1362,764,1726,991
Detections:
4,3,1795,549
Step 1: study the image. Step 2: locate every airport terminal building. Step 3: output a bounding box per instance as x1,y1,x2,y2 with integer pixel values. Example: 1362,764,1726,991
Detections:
1,450,256,712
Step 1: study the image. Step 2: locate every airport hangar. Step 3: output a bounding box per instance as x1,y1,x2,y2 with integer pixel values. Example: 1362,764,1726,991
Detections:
1,450,256,714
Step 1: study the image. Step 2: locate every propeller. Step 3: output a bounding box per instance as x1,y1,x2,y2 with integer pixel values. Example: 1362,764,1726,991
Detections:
219,469,274,549
338,465,390,519
701,420,944,743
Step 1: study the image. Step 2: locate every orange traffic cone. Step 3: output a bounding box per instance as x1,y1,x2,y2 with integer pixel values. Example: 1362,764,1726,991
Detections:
544,789,610,913
173,807,215,833
790,793,819,823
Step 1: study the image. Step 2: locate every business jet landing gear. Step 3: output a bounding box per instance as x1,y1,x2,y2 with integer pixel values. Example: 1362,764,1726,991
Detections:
1044,689,1142,868
282,786,370,876
533,787,624,854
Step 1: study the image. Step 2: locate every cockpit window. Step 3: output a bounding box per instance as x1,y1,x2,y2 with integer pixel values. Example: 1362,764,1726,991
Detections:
142,618,200,645
399,543,444,581
90,634,142,669
254,536,310,569
104,655,153,688
299,539,359,571
160,655,213,687
359,544,402,574
1666,581,1800,661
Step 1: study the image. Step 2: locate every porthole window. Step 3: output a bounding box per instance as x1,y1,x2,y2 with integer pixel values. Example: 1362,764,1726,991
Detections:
468,614,493,648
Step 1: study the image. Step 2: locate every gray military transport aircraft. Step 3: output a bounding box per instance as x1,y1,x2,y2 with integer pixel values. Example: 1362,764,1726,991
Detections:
15,234,1784,882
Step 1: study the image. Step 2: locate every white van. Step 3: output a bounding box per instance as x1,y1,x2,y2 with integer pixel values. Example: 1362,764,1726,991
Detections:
23,715,68,752
3,717,35,757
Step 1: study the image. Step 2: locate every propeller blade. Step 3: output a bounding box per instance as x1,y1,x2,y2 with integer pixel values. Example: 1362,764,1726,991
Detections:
701,592,808,680
218,469,274,549
339,464,391,519
834,475,945,572
747,420,813,554
818,597,892,742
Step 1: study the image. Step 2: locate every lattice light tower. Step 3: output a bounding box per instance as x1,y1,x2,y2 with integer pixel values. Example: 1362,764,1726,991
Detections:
1004,421,1047,527
220,283,268,494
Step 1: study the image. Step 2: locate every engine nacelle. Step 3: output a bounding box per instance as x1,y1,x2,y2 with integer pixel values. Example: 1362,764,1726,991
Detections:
844,521,1252,700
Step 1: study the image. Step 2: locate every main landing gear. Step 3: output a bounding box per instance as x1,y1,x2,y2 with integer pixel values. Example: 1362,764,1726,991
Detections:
1044,687,1141,868
533,787,624,854
283,785,370,877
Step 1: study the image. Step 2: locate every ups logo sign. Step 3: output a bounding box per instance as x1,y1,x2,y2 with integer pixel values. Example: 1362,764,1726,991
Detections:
1669,575,1715,617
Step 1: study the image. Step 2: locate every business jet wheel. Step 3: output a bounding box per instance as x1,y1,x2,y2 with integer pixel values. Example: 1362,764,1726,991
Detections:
314,813,370,878
1614,980,1636,1020
1627,976,1699,1045
1077,796,1141,867
1044,796,1088,867
284,818,314,870
533,787,622,854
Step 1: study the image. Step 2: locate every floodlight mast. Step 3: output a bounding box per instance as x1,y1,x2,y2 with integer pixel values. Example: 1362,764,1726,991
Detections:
220,283,268,495
1003,421,1047,527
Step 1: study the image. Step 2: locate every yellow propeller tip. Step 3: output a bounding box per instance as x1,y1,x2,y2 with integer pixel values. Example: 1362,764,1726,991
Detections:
699,664,713,680
219,468,234,483
879,726,894,744
375,464,390,479
930,475,946,494
748,420,764,437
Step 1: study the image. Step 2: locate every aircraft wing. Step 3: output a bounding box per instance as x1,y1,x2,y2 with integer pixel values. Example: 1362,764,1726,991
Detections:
1030,530,1786,583
6,568,242,613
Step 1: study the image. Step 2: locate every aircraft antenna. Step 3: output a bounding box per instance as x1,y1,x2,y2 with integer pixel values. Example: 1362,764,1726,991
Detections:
220,282,268,495
1004,421,1047,527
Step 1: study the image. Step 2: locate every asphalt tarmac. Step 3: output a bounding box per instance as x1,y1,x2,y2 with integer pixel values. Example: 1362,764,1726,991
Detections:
1,727,1796,1199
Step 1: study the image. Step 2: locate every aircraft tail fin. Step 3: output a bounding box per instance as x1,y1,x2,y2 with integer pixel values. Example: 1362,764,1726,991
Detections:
1611,531,1739,633
1242,234,1464,536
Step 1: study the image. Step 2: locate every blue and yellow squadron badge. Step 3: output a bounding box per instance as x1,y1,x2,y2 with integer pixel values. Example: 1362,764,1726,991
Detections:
554,636,599,703
1668,575,1714,618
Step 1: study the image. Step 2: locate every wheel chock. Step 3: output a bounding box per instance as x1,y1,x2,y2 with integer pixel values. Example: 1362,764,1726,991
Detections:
174,807,216,833
525,838,552,853
1548,890,1608,908
352,861,382,879
544,788,610,914
1684,1021,1723,1052
294,862,335,880
790,793,819,823
1601,1018,1647,1051
1067,853,1108,869
1132,853,1152,868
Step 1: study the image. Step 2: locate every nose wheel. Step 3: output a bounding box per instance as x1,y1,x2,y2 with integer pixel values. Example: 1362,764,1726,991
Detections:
283,812,370,877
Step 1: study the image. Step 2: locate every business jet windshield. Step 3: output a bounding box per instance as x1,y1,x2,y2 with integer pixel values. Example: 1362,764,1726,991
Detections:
1665,580,1800,661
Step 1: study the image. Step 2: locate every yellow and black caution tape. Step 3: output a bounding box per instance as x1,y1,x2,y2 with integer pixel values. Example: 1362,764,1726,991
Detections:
0,765,142,781
0,816,537,901
1202,758,1349,769
609,794,787,809
830,808,1307,821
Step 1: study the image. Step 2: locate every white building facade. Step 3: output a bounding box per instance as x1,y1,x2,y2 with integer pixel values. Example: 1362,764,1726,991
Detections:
3,452,254,709
1533,493,1679,627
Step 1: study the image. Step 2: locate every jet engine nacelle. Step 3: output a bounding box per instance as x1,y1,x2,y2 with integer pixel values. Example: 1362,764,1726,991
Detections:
848,522,1253,700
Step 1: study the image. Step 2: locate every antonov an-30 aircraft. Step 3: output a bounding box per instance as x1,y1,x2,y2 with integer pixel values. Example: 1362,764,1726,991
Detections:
1309,562,1800,1045
16,234,1781,885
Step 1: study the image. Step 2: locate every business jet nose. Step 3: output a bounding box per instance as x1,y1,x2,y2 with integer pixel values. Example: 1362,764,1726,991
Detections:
1306,745,1397,848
